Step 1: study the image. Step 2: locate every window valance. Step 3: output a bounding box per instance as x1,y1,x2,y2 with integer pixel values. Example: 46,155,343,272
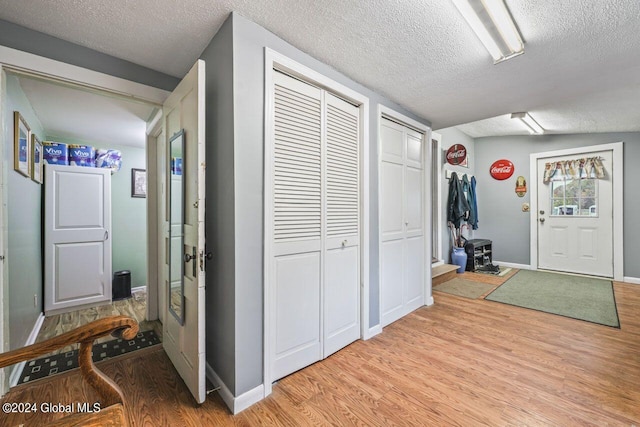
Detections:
542,157,605,183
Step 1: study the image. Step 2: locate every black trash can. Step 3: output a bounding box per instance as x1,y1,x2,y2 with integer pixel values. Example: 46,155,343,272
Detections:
113,270,132,300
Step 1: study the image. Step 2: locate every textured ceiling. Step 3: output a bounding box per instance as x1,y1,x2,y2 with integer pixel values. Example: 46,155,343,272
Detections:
1,1,640,136
18,76,154,148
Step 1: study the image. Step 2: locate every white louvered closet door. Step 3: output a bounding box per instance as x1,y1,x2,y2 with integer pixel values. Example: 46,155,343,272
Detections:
271,72,361,381
323,93,360,358
272,71,323,381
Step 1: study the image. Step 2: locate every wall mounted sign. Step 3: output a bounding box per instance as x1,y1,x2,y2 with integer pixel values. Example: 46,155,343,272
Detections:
515,176,527,197
446,144,467,167
490,159,514,180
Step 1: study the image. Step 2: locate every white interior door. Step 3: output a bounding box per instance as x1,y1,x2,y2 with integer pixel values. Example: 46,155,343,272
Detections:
161,60,206,403
44,165,111,314
380,118,424,327
537,149,613,277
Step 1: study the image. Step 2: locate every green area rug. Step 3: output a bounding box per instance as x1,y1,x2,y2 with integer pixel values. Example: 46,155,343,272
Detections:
485,270,619,328
434,278,495,299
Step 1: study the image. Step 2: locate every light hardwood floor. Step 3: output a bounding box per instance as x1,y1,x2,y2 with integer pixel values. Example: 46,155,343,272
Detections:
2,278,639,425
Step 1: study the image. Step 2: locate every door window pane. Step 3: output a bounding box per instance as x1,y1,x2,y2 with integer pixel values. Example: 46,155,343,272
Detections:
549,175,597,217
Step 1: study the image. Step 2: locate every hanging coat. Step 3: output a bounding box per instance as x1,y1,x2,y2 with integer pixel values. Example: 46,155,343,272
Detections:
447,172,470,228
470,176,479,230
461,174,478,230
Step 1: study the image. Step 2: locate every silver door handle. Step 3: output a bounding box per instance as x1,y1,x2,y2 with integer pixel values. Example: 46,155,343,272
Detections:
104,230,109,240
539,218,545,223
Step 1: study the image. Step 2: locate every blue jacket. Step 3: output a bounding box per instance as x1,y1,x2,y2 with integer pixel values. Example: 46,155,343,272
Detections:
447,172,470,228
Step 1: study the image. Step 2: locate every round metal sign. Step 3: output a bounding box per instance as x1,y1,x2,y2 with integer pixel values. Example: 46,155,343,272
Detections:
490,159,515,180
446,144,467,166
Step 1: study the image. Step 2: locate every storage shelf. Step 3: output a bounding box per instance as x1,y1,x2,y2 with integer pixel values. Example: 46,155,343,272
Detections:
465,239,492,272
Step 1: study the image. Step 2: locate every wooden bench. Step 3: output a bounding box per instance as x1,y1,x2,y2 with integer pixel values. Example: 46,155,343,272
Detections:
0,315,138,426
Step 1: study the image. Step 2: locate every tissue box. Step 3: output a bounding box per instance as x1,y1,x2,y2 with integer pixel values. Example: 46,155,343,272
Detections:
95,149,122,172
43,142,69,165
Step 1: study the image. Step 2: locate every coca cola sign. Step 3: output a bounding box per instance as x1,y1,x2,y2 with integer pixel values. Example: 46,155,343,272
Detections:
446,144,467,166
490,159,515,180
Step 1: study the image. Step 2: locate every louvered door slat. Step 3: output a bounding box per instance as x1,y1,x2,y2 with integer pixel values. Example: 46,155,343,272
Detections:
325,95,359,238
273,72,322,242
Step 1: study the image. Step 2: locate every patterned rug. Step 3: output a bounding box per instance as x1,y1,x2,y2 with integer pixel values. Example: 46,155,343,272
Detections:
18,330,161,384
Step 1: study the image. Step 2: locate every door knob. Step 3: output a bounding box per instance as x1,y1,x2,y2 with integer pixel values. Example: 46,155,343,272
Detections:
205,251,213,260
184,253,195,262
539,218,545,223
539,210,545,215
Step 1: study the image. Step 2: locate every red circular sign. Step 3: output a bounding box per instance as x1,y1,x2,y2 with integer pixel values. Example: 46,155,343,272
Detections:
446,144,467,166
490,159,515,180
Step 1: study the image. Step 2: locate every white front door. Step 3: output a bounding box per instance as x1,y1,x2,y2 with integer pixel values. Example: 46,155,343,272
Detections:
161,60,206,404
380,118,425,327
537,149,613,277
44,165,112,314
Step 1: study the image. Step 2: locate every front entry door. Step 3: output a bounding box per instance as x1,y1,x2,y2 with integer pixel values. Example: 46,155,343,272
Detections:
161,60,206,403
537,149,613,277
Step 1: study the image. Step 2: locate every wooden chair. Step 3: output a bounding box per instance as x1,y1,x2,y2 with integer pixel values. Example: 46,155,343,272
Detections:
0,315,138,426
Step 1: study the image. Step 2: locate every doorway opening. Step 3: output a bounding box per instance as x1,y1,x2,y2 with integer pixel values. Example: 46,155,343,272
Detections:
2,69,161,386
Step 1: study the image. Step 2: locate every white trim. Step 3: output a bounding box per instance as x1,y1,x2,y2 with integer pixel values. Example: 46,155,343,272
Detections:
529,142,624,281
131,285,147,294
363,324,382,340
431,132,443,263
376,105,433,325
623,277,640,285
206,363,265,414
263,48,370,399
432,260,445,268
493,261,532,270
9,313,45,387
0,45,169,105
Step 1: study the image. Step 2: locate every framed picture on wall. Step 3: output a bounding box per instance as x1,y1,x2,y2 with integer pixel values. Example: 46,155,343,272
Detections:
14,111,31,177
31,134,44,184
131,168,147,198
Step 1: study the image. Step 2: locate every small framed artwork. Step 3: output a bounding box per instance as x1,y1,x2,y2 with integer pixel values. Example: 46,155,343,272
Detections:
14,111,31,177
31,134,44,184
131,168,147,198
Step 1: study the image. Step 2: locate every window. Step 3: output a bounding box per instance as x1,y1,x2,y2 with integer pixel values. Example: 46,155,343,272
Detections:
550,174,597,216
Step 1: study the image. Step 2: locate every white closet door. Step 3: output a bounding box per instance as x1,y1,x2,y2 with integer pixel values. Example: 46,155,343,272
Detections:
45,165,112,314
272,71,323,380
380,118,424,327
323,93,360,358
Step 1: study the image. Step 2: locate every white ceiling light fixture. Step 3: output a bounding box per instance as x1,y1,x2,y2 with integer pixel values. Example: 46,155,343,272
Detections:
511,112,544,134
452,0,524,64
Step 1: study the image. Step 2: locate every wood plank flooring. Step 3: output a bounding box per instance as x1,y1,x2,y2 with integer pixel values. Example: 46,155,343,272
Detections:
3,278,639,426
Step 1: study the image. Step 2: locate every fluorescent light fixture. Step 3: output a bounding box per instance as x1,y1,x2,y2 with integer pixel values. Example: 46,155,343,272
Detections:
511,112,544,134
452,0,524,64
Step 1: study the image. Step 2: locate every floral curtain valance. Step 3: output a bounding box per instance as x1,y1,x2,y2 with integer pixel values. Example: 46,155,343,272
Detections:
542,157,605,184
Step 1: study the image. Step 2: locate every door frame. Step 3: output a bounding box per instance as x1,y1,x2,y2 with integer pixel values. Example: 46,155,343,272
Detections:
263,48,370,398
431,132,443,265
529,142,624,281
0,46,168,395
377,106,434,328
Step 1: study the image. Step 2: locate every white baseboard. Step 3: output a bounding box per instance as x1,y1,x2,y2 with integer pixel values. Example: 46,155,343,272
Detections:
131,285,147,294
206,363,265,414
494,261,531,270
363,324,382,340
623,276,640,285
425,295,435,306
10,312,45,387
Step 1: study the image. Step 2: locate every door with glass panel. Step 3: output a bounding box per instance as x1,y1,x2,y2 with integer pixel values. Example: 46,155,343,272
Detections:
537,149,613,277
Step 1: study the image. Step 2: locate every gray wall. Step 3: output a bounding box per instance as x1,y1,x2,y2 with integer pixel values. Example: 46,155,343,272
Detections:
4,73,44,350
437,127,475,262
230,12,430,395
109,144,147,287
0,19,179,91
200,16,236,393
475,132,640,278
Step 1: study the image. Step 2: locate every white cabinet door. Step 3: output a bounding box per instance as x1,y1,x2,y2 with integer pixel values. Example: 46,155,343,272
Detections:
537,150,613,277
44,165,111,314
161,60,207,404
380,118,425,327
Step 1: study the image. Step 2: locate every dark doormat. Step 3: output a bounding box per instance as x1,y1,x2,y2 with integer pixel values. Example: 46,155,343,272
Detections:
18,329,160,385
